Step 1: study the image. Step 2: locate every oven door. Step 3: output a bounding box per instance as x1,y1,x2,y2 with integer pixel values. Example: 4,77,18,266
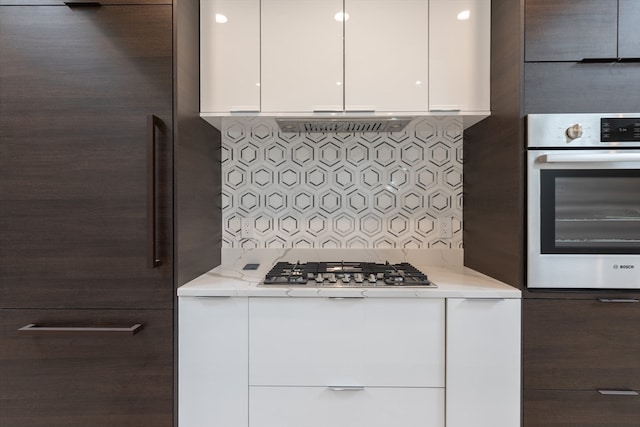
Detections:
527,150,640,289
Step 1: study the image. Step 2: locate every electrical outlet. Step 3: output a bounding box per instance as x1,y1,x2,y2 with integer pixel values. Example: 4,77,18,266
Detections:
437,217,453,239
241,218,255,239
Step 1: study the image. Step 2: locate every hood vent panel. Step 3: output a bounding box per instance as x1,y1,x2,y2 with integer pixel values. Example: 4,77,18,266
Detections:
276,118,414,133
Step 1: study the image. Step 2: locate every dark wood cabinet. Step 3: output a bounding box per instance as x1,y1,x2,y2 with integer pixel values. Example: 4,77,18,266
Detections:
524,389,640,427
618,0,640,58
524,62,640,113
0,309,173,427
525,0,618,62
0,4,173,309
524,298,640,390
525,0,640,61
523,298,640,427
0,1,220,426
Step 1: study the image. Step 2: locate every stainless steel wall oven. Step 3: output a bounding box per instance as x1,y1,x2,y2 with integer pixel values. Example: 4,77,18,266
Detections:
527,114,640,289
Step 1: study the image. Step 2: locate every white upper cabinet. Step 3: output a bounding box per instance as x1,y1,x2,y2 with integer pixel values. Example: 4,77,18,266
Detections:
261,0,344,113
200,0,260,112
344,0,429,112
200,0,490,120
429,0,490,112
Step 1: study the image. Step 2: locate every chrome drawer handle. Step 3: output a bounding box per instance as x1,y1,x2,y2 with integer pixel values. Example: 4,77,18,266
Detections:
328,386,365,391
597,299,639,303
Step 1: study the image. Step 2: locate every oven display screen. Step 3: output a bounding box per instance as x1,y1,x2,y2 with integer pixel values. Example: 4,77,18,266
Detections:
601,118,640,142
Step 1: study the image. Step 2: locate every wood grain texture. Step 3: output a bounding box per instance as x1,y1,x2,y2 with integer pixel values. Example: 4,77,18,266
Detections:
525,0,618,61
0,5,174,309
524,62,640,113
618,0,640,58
174,0,222,287
0,0,171,4
463,0,525,288
0,309,173,427
523,298,640,390
524,389,640,427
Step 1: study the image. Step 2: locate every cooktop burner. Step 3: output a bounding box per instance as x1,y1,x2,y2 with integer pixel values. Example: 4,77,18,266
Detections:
261,261,436,287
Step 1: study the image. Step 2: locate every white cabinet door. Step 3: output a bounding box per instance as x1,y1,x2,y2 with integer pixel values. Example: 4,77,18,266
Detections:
178,297,249,427
250,386,444,427
429,0,490,112
261,0,344,112
200,0,260,112
249,297,444,387
345,0,428,112
446,298,521,427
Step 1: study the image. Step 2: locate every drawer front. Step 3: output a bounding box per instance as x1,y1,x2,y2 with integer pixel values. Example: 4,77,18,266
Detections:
524,389,640,427
249,297,445,387
0,309,173,427
250,386,444,427
523,298,640,390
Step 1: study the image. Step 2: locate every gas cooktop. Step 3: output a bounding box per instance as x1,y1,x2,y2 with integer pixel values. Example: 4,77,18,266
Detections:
260,261,436,288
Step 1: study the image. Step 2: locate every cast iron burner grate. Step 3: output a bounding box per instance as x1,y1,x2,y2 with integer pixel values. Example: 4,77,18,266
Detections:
262,261,435,287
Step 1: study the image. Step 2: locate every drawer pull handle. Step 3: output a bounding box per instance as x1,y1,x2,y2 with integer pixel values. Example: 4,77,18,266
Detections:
18,323,143,336
64,1,101,6
328,386,365,391
466,298,506,301
597,389,639,396
598,298,639,303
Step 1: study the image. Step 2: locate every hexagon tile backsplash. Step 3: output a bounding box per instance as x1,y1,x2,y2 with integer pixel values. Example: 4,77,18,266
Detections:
221,116,463,249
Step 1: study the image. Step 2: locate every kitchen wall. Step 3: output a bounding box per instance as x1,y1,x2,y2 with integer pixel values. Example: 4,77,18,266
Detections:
221,116,463,249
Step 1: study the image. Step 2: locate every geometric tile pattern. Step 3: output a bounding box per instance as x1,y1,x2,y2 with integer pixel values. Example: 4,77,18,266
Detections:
221,116,463,249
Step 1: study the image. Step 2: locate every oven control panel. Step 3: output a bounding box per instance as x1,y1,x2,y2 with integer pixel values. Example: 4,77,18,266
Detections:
528,113,640,148
601,118,640,142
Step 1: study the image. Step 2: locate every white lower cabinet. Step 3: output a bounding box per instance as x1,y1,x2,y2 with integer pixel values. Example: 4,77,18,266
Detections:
446,298,521,427
249,297,445,387
178,297,249,427
178,295,520,427
249,386,444,427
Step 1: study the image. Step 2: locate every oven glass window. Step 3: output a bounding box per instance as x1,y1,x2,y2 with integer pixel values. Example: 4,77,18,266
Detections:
540,170,640,253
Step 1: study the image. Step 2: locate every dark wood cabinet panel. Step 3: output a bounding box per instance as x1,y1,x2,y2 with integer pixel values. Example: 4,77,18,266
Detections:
0,0,170,4
525,0,618,62
524,389,640,427
0,5,173,309
523,299,640,390
0,309,173,427
618,0,640,58
524,62,640,113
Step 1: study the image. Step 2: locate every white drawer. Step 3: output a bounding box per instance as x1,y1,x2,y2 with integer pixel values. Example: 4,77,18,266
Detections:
249,297,444,387
249,386,444,427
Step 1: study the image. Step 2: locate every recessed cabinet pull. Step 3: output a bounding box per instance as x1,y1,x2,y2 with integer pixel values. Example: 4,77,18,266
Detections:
466,298,506,301
597,298,640,303
328,386,365,391
18,323,143,336
597,389,639,396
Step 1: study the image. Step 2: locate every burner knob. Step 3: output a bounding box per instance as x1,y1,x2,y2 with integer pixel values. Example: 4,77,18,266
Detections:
354,273,364,283
343,273,351,283
315,273,324,284
327,273,337,283
368,274,377,283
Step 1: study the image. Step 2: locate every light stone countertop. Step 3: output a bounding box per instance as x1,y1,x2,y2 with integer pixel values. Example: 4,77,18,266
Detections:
177,248,521,299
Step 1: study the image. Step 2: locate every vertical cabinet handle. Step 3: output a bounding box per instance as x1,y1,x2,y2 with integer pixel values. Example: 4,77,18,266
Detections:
147,115,162,269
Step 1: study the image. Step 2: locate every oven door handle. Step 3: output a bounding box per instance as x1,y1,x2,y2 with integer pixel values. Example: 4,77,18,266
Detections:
538,153,640,164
